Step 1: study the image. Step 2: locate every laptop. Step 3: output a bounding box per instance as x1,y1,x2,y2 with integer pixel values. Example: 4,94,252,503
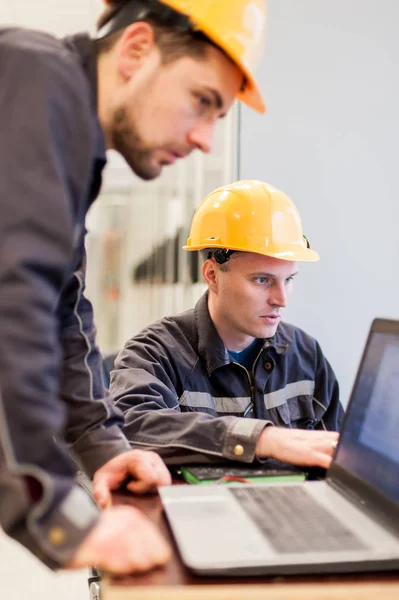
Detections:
160,318,399,576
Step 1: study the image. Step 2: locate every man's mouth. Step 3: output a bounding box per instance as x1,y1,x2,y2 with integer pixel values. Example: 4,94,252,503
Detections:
260,314,281,324
160,149,191,166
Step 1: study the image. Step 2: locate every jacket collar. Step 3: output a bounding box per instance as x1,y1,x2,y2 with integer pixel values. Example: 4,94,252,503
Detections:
263,328,290,355
195,293,230,376
62,33,107,167
194,292,290,376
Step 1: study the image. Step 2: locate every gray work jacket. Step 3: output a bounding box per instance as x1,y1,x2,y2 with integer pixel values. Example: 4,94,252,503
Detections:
0,29,129,568
112,293,343,464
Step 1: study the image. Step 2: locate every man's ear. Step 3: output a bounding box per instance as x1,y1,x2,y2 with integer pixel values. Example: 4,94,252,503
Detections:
115,22,157,80
202,258,219,292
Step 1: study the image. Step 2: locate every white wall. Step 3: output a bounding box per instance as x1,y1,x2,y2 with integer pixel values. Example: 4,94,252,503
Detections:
240,1,399,406
0,0,102,34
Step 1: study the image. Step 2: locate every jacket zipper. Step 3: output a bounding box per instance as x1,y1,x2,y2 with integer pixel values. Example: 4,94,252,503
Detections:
231,362,254,417
231,344,268,417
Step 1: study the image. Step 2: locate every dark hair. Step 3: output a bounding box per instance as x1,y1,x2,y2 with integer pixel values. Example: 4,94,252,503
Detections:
95,0,217,63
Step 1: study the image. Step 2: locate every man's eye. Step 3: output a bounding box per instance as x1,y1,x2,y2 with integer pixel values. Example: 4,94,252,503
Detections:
193,91,212,108
255,277,268,285
285,276,294,284
198,95,212,107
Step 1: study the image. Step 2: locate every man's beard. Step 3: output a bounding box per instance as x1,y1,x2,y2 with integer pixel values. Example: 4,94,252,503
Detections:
111,107,162,181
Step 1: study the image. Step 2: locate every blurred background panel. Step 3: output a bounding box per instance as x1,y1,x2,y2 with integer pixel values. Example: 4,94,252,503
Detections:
86,114,239,353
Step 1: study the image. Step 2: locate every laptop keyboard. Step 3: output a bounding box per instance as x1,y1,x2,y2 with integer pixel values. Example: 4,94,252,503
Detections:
231,486,368,553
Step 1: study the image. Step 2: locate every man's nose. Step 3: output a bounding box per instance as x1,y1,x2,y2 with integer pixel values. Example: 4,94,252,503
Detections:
269,282,288,308
187,120,215,154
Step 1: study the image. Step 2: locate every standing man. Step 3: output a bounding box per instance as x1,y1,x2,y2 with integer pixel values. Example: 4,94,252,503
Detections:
111,181,342,467
0,0,267,574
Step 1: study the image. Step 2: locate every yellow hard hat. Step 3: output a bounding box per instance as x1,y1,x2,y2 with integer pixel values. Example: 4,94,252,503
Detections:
184,180,319,262
101,0,267,113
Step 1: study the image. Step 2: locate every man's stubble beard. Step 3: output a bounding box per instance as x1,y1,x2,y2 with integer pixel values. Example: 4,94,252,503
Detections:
111,107,161,181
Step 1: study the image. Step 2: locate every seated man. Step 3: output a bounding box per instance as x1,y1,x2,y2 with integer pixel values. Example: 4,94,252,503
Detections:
111,180,343,469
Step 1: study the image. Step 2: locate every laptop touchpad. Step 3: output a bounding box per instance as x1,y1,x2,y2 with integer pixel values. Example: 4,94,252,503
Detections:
163,493,272,564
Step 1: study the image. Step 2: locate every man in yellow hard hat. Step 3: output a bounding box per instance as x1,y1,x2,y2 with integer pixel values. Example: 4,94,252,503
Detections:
95,0,266,180
111,181,343,468
0,0,266,575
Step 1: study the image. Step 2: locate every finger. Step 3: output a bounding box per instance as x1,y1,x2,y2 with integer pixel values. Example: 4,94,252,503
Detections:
94,466,126,492
126,462,171,492
109,527,171,574
94,453,146,496
100,544,156,575
313,451,333,469
305,431,338,441
93,451,171,503
126,479,157,495
152,468,172,487
125,452,156,480
317,439,338,457
125,452,171,489
92,476,113,509
147,456,172,486
120,545,170,574
127,527,172,567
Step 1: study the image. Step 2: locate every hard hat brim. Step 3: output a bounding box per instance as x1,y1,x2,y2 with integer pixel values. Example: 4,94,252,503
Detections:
183,244,319,262
237,72,266,114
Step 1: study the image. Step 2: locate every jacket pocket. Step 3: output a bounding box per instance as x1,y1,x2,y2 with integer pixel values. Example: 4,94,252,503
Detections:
263,381,317,428
267,403,291,427
286,395,318,429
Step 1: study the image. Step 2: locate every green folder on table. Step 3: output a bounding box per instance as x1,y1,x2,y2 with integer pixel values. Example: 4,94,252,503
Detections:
178,464,306,485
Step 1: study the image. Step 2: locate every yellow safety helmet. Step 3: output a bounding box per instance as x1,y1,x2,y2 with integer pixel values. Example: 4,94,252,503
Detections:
100,0,267,113
184,180,319,262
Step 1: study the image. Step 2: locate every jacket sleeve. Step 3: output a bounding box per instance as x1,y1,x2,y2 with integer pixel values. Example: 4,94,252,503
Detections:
58,256,129,478
313,341,344,431
111,333,267,465
0,37,120,569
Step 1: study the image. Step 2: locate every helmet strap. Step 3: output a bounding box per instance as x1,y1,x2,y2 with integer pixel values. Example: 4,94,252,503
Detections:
213,249,235,265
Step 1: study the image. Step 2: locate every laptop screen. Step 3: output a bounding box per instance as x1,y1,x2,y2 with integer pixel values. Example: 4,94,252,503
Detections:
334,324,399,504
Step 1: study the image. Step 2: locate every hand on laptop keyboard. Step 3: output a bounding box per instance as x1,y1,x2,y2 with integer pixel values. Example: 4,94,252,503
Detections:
256,427,339,469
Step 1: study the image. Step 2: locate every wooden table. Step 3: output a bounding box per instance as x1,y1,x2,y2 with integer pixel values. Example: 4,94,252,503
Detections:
102,490,399,600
